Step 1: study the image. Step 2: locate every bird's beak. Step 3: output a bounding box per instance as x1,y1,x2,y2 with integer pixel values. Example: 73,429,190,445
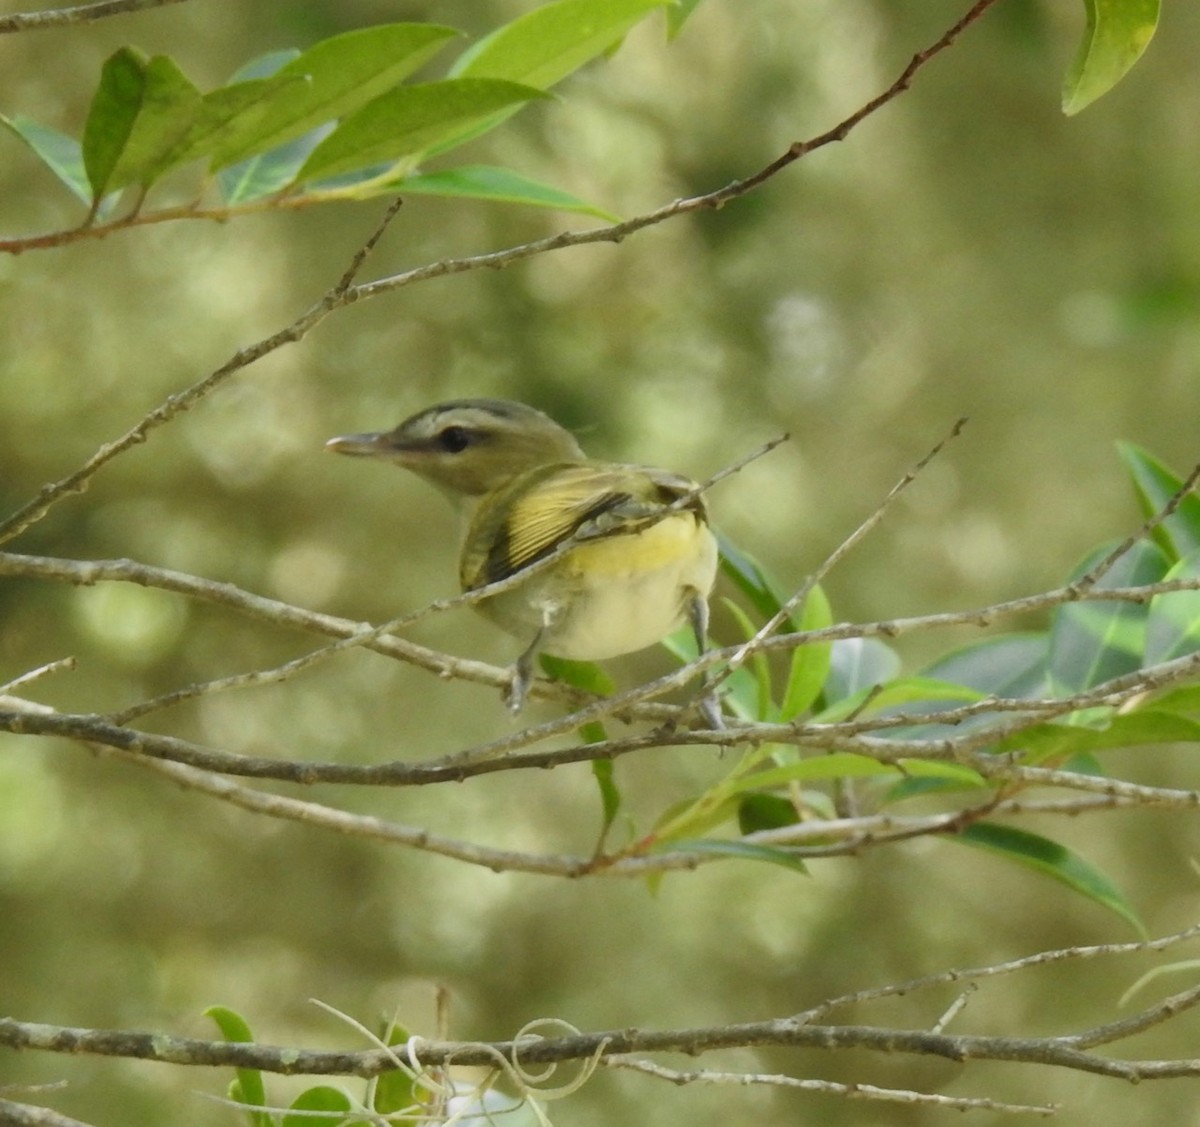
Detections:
324,432,393,457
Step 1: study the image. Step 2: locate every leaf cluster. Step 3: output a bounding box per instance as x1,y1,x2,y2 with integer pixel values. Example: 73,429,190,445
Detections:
548,444,1200,933
1,0,682,224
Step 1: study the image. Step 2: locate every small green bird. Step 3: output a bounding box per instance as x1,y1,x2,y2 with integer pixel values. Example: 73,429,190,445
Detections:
327,399,720,718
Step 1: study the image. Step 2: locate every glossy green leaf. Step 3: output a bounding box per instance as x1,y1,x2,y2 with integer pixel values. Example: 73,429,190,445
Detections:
813,674,976,726
204,1006,269,1127
591,755,622,841
999,707,1200,764
738,792,798,833
1063,0,1159,115
283,1085,354,1127
1145,683,1200,717
163,73,305,175
394,164,619,220
1,114,92,204
660,837,809,874
297,79,547,184
822,636,901,704
539,653,616,696
1146,550,1200,665
1118,442,1200,564
735,752,900,791
780,584,833,720
649,789,741,848
721,597,773,720
210,24,460,169
1048,539,1167,694
885,760,990,803
438,0,670,153
952,823,1144,934
82,47,148,200
100,54,202,193
717,536,795,625
211,51,307,202
452,0,670,88
922,633,1050,699
220,130,328,203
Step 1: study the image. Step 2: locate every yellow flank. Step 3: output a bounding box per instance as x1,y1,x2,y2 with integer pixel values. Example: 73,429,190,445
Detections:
566,510,705,577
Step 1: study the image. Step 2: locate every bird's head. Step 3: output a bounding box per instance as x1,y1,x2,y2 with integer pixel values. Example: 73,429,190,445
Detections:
326,399,586,498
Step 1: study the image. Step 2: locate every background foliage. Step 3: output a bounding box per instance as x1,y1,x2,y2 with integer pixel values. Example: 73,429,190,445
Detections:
2,0,1200,1124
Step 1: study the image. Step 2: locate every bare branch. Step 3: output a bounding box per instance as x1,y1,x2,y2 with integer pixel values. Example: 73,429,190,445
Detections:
0,1098,95,1127
3,921,1200,1084
601,1056,1055,1115
0,0,189,34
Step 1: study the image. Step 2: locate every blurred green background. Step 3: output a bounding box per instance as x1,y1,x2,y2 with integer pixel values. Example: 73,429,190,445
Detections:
3,1,1200,1123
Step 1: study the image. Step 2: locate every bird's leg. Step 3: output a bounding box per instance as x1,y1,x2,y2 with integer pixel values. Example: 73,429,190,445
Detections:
506,626,545,713
687,591,724,730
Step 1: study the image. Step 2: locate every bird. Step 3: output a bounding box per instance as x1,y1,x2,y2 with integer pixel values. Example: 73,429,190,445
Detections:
326,398,721,721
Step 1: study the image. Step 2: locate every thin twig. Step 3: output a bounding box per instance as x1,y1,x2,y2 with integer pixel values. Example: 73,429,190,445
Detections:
0,199,404,546
710,417,968,694
0,0,188,34
3,922,1200,1076
601,1056,1054,1115
1075,459,1200,591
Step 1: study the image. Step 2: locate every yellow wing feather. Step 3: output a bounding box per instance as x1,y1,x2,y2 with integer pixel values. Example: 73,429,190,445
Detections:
460,462,704,590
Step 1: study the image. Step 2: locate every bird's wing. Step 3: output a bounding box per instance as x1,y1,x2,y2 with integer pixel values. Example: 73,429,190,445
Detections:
462,462,705,588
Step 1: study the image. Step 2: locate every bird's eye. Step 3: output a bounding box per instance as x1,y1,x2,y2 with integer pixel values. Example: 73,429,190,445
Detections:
438,425,472,453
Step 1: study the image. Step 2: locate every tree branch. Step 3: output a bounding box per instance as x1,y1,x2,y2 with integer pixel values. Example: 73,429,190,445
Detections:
0,0,189,34
3,922,1199,1087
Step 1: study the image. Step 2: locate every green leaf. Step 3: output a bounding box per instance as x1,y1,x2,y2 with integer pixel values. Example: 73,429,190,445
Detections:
283,1085,353,1127
717,536,795,625
1118,442,1200,564
666,0,706,39
451,0,671,88
394,164,619,220
659,837,809,874
735,752,900,792
204,1006,270,1127
738,792,798,833
922,633,1050,699
822,636,901,704
210,23,461,170
999,708,1200,764
780,585,833,720
371,1019,416,1115
439,0,671,154
101,54,203,194
952,823,1144,935
82,47,148,200
297,79,548,185
538,653,616,696
885,759,990,803
1063,0,1160,115
1146,550,1200,665
720,596,773,721
591,755,622,841
163,73,306,175
218,127,327,204
1,114,92,205
1048,539,1167,694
